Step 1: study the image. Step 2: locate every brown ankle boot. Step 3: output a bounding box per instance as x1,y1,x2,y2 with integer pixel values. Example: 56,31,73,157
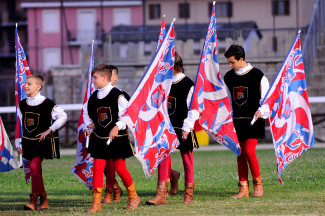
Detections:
253,176,263,197
24,193,38,210
113,182,123,202
170,169,180,195
184,182,195,204
86,188,103,213
126,183,140,210
37,191,49,210
165,178,170,197
146,181,168,205
102,188,113,204
232,181,249,198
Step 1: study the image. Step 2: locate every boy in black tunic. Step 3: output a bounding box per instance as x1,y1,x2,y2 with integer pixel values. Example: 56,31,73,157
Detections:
224,45,270,198
146,53,199,205
15,74,67,210
83,63,139,212
102,65,130,204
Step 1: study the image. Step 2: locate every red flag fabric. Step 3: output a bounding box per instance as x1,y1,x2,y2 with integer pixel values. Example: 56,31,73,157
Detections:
261,31,315,184
70,41,96,189
190,4,240,155
14,24,31,183
121,20,179,177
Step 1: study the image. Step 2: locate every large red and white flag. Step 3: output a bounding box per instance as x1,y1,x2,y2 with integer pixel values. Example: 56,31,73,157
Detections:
261,31,315,184
121,20,179,177
190,3,240,155
70,41,95,189
14,24,31,183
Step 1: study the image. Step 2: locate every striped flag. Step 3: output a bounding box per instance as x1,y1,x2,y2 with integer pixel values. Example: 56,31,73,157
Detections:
121,20,179,177
0,117,21,172
156,15,166,51
261,31,315,184
70,41,96,189
14,24,31,183
190,3,240,155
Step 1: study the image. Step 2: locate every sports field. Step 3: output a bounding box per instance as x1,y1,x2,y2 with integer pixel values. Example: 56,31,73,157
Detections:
0,148,324,215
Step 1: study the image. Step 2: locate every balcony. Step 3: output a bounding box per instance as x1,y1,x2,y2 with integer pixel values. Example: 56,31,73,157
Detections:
67,29,103,46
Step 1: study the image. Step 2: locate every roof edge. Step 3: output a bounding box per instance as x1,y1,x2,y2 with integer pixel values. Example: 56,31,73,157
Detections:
21,1,142,8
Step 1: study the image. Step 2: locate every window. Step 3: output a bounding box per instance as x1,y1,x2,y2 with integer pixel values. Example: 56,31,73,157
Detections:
149,4,161,20
42,10,60,33
214,2,232,18
77,9,96,42
179,3,190,19
272,0,290,16
43,48,60,71
113,8,131,26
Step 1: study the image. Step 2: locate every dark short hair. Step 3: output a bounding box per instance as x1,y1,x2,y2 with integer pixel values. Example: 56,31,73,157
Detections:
26,74,45,90
174,52,183,73
91,63,112,80
224,44,245,61
109,65,118,75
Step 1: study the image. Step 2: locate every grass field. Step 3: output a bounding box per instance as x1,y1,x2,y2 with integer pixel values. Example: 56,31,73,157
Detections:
0,148,324,215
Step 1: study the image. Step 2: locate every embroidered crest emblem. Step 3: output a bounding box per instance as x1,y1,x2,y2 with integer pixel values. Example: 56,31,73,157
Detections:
97,107,112,128
233,86,248,106
24,112,40,133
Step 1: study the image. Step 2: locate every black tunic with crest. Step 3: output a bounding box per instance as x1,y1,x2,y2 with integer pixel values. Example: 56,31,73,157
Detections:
168,76,198,151
224,67,265,141
87,87,133,159
19,98,60,160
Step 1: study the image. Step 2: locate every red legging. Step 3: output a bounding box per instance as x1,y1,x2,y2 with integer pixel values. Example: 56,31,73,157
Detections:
104,159,117,189
237,138,261,181
181,150,194,183
158,150,194,184
30,156,45,194
158,155,171,181
93,158,133,189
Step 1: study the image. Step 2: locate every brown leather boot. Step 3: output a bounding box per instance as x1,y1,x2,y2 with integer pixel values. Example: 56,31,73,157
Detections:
184,182,195,204
165,178,170,197
170,169,180,195
146,181,168,205
232,181,249,198
126,183,140,210
113,182,123,201
37,191,49,210
24,193,38,210
86,188,103,213
102,188,113,204
253,176,263,197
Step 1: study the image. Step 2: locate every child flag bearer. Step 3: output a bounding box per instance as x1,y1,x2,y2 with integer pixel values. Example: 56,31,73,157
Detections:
101,65,129,204
83,63,139,213
16,75,67,210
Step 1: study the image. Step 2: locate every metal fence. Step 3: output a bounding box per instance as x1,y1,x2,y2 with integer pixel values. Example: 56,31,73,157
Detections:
105,27,307,64
303,0,325,83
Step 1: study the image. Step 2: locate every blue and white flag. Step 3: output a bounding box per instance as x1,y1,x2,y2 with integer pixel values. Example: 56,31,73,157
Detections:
0,117,21,172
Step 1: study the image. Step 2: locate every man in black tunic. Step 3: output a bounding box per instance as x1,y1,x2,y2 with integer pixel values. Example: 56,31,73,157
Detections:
224,45,270,198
